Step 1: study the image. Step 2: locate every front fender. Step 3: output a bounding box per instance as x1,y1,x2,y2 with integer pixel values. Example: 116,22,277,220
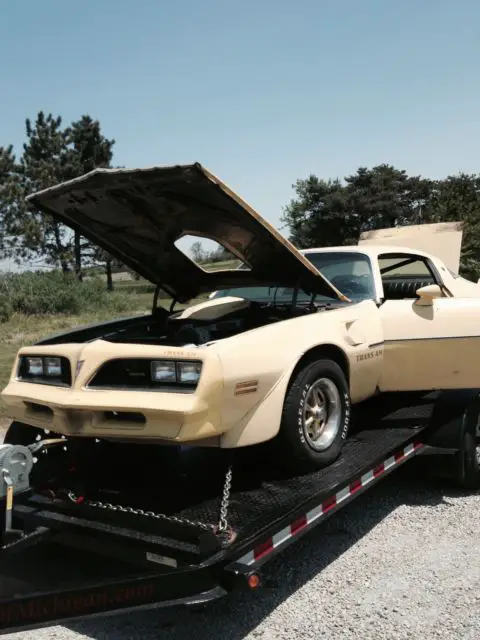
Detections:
216,300,383,448
220,356,301,448
220,338,353,448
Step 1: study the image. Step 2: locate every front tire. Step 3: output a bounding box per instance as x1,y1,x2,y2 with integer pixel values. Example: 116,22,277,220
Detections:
275,359,350,473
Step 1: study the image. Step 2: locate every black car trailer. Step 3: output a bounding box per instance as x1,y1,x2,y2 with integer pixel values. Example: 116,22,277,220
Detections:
0,388,479,635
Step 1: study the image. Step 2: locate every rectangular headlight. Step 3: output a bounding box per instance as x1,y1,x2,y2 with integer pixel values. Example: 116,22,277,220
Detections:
44,357,62,377
151,361,177,383
17,355,72,386
177,361,202,385
26,357,44,377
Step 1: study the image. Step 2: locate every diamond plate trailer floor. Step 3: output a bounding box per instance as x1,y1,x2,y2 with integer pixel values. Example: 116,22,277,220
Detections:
0,389,478,635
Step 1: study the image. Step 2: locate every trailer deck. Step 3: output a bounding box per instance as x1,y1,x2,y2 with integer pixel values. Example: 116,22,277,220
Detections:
11,392,437,565
0,389,478,635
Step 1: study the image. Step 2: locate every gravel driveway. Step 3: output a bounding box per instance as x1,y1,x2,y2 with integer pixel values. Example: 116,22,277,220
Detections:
2,464,479,640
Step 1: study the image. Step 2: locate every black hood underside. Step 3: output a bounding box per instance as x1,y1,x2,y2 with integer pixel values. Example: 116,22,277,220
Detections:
27,163,346,303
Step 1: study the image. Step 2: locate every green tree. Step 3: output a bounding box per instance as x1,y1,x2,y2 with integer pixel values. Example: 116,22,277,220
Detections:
0,111,116,282
66,115,115,281
423,173,480,279
281,176,352,248
2,113,73,271
190,241,205,263
282,164,433,249
0,145,21,257
344,164,433,231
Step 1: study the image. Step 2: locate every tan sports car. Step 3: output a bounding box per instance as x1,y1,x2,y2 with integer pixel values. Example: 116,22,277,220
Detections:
2,163,480,473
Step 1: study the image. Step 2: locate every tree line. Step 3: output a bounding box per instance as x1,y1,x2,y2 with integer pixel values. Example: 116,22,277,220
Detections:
1,111,479,285
281,164,480,280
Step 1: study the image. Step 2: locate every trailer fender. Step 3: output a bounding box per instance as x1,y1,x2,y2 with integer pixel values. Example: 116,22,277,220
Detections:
422,389,480,489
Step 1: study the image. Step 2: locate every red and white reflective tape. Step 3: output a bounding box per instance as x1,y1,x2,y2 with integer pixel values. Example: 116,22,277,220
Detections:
236,440,423,567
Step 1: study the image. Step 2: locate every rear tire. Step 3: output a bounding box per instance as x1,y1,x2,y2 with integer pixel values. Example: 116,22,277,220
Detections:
275,359,350,473
458,429,480,491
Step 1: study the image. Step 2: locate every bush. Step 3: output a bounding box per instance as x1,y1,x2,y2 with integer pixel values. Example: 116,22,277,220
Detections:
0,295,12,323
114,282,155,294
0,271,132,317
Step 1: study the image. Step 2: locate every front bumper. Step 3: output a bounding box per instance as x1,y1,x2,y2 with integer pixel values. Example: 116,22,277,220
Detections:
1,380,225,443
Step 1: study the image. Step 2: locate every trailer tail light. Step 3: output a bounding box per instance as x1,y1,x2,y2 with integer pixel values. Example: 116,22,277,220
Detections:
247,573,261,589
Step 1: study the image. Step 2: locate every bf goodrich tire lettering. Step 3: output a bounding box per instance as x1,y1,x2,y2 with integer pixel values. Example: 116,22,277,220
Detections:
275,358,350,473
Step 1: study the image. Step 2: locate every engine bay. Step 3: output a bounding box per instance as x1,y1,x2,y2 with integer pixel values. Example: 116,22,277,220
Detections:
101,297,322,348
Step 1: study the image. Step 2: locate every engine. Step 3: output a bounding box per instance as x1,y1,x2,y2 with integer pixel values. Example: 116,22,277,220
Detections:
103,298,318,348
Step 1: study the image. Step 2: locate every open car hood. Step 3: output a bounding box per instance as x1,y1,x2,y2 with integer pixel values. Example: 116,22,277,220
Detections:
27,163,347,303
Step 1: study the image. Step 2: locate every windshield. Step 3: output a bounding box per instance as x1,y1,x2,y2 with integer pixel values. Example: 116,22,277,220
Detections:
210,251,375,304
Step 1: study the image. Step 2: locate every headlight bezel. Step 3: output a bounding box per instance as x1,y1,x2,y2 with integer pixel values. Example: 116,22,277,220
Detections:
17,355,72,387
86,357,204,392
151,359,203,387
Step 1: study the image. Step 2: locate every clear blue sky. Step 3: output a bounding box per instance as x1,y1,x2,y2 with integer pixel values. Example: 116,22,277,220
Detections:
1,0,479,237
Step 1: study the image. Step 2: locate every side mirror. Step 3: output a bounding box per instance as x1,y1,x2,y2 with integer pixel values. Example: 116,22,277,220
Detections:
415,283,443,306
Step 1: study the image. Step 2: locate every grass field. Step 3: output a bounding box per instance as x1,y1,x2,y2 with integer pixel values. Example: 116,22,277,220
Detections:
0,291,208,422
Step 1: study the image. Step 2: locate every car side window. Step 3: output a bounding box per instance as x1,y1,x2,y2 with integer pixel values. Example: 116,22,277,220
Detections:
378,253,438,300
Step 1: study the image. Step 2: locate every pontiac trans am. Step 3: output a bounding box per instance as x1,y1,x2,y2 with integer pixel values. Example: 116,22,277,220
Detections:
2,163,480,473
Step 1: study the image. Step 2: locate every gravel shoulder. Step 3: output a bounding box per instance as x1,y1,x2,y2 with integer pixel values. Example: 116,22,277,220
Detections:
1,465,479,640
